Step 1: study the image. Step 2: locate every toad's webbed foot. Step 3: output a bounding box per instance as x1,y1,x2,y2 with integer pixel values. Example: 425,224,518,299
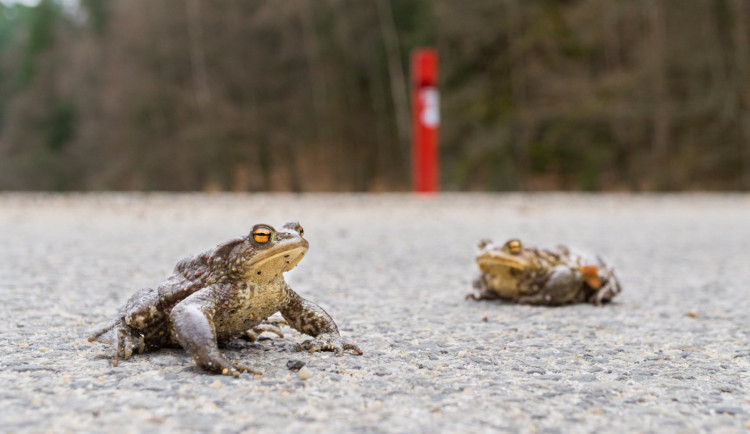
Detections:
243,317,288,342
185,332,263,377
188,349,263,377
244,323,285,342
296,333,363,356
88,318,146,366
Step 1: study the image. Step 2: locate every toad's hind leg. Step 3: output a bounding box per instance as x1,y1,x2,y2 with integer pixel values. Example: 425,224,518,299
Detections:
518,265,582,306
123,287,167,330
88,315,146,366
89,286,165,366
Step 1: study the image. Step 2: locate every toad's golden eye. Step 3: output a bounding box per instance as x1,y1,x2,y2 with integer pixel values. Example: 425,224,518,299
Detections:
506,239,522,255
298,226,304,236
252,227,272,244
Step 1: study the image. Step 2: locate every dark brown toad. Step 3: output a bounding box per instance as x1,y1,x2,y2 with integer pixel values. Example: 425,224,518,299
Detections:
89,222,361,377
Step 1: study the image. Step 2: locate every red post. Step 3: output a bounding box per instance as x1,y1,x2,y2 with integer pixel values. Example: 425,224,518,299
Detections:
411,48,439,193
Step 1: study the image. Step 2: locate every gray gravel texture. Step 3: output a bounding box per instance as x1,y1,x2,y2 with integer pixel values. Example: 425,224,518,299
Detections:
0,193,748,433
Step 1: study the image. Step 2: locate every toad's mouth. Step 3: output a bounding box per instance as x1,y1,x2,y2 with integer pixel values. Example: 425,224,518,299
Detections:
248,244,308,269
477,251,531,272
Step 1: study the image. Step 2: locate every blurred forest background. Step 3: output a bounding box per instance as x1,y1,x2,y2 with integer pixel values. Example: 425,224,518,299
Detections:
1,0,750,191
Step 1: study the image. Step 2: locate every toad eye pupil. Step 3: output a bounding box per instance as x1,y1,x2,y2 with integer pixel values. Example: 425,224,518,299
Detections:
299,227,304,236
252,229,271,243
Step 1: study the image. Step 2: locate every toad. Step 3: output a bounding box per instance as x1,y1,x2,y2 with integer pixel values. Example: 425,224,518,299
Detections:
89,222,362,376
469,238,621,306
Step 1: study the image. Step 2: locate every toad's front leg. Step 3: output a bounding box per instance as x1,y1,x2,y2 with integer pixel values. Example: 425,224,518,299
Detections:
280,288,362,356
169,287,261,377
467,273,504,301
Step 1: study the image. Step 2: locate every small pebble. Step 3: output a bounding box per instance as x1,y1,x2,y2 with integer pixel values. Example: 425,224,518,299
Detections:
286,360,305,371
298,366,312,380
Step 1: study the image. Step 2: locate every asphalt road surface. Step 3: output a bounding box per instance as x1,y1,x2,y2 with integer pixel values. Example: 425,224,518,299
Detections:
1,193,748,433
